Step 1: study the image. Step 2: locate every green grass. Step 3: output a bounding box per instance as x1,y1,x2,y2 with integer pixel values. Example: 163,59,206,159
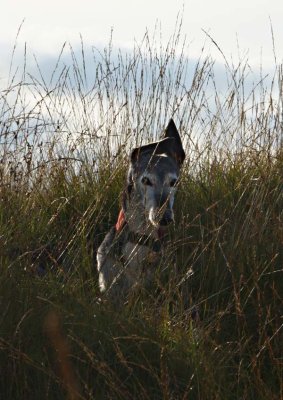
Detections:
0,25,282,399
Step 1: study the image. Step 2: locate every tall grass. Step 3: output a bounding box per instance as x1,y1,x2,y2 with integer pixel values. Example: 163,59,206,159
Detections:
0,23,282,399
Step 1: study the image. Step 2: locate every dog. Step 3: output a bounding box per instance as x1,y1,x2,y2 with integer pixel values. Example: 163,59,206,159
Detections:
96,119,185,299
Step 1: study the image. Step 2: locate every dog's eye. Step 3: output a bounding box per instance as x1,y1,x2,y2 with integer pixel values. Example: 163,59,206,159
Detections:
169,178,178,187
141,176,153,186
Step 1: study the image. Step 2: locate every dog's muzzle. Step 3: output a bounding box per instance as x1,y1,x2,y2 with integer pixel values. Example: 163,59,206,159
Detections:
159,210,174,226
149,207,174,227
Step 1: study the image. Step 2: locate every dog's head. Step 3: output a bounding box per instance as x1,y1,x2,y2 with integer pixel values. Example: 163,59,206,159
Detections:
128,119,185,228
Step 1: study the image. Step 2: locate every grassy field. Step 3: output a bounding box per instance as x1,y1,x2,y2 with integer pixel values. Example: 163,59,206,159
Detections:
0,27,282,399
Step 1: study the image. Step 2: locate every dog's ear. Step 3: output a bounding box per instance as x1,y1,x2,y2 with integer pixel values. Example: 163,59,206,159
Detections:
163,119,185,165
130,142,163,164
130,146,143,164
130,119,185,166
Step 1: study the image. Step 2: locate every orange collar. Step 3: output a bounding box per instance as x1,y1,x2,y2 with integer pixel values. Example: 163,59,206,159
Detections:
115,209,126,232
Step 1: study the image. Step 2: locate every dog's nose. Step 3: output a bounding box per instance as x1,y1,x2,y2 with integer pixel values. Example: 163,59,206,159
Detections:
160,213,173,226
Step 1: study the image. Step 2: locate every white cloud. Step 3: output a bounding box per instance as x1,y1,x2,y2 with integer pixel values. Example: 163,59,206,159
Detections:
1,0,282,70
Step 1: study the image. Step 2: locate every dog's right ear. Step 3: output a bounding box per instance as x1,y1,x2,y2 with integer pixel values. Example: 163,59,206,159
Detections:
130,147,142,164
130,142,161,164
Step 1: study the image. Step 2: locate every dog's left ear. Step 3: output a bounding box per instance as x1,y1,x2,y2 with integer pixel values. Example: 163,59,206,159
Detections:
163,119,185,166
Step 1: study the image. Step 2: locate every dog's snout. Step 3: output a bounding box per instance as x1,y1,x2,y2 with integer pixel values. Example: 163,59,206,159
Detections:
158,193,168,208
159,212,174,226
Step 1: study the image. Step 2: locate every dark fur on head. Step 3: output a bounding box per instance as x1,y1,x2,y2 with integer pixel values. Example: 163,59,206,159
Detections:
122,119,185,212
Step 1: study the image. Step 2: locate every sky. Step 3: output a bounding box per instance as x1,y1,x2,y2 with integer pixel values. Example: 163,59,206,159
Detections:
0,1,282,154
0,0,283,77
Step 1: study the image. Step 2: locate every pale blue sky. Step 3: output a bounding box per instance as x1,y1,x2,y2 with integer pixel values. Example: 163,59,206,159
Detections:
1,1,281,154
1,0,282,74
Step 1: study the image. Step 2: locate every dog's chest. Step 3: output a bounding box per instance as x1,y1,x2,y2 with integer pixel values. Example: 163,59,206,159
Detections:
122,242,161,284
